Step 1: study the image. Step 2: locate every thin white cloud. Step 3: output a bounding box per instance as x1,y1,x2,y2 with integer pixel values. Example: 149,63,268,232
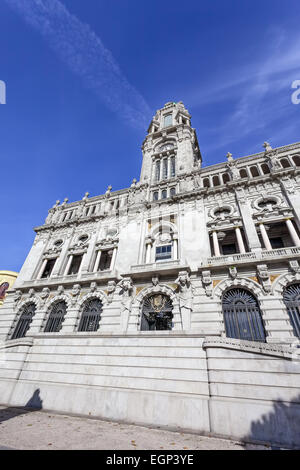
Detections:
4,0,151,129
190,28,300,152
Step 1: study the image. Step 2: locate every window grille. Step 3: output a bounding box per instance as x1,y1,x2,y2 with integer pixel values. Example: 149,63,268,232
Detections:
44,301,67,333
11,303,36,339
222,289,266,342
78,298,102,332
283,284,300,338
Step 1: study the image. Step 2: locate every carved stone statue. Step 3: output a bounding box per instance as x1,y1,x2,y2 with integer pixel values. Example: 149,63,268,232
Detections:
175,271,193,329
118,277,133,330
107,280,116,302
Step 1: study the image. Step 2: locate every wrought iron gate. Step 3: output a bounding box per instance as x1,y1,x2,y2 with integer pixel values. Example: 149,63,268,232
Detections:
78,298,102,332
141,294,173,331
283,283,300,338
222,289,266,342
11,303,36,339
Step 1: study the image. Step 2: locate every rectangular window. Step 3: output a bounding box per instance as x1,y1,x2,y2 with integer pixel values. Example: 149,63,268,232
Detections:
170,156,176,177
155,161,161,182
162,158,168,179
163,114,172,127
155,245,172,262
221,243,237,255
68,255,83,275
41,258,56,278
99,250,113,271
270,237,284,249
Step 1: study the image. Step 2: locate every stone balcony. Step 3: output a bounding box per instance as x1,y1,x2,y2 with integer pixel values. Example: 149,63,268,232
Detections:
205,246,300,267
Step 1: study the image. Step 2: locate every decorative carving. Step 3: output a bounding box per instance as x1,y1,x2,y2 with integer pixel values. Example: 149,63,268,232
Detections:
175,271,193,329
118,277,133,330
229,266,237,279
289,260,300,273
40,287,50,306
202,270,213,297
152,276,159,286
14,290,22,305
71,284,81,305
107,280,116,302
257,264,272,294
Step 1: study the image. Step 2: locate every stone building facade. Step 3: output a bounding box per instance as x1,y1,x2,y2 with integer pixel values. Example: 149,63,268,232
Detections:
1,102,300,447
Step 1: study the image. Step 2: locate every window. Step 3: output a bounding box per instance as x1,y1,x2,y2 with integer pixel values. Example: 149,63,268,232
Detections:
155,161,160,181
155,245,172,262
99,250,113,271
170,156,176,177
78,298,103,332
240,169,248,178
161,189,167,199
170,187,176,197
68,255,83,275
11,303,36,339
270,237,284,249
163,114,172,127
44,301,67,333
153,191,159,201
221,243,237,255
41,259,56,279
222,288,266,342
283,284,300,338
162,158,168,179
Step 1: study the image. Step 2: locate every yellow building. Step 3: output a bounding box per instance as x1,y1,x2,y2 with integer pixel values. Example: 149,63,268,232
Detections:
0,271,18,307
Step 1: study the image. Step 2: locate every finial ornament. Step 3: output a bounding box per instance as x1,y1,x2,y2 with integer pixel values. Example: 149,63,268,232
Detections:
131,178,137,187
52,200,60,209
82,192,89,200
226,152,233,162
263,142,272,151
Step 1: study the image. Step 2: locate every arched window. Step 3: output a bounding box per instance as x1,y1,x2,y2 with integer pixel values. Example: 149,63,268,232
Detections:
283,284,300,338
44,301,67,333
11,303,36,340
170,187,176,197
161,189,167,199
212,175,220,187
78,298,102,332
222,288,266,342
261,163,270,174
239,169,248,178
141,294,173,331
293,155,300,167
222,173,230,184
250,166,259,177
153,191,159,201
280,158,291,168
203,178,210,188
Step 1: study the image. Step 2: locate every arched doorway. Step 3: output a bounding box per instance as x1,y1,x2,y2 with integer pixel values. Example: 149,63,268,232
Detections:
141,294,173,331
222,288,266,342
78,298,103,332
11,303,36,339
283,283,300,338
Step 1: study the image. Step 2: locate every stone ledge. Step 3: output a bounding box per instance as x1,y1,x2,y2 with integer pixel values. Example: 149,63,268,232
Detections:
203,336,300,360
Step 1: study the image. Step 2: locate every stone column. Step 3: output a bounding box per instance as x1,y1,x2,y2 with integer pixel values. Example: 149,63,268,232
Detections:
145,239,152,264
235,227,246,254
286,219,300,247
173,235,178,260
93,250,101,272
259,223,272,250
64,255,73,276
212,231,220,256
110,247,118,270
37,259,47,279
235,189,262,252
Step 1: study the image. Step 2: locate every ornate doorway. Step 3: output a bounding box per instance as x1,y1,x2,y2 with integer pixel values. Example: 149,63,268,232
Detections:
141,294,173,331
222,288,266,342
283,283,300,338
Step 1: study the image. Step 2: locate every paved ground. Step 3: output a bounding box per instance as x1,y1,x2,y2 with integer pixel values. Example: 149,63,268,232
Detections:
0,406,269,450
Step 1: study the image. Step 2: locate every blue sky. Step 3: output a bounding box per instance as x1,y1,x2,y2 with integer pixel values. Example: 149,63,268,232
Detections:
1,0,300,271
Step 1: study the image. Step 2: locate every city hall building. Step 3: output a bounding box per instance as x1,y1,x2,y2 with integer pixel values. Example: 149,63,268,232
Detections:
1,102,300,447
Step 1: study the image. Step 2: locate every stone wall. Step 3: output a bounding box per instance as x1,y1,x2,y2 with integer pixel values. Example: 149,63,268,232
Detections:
0,333,299,448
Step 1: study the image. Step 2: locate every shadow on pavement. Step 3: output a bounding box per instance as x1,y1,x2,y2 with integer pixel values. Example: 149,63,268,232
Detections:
0,389,43,424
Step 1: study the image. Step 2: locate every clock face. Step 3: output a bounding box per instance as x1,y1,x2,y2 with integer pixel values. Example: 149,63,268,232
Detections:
160,143,174,151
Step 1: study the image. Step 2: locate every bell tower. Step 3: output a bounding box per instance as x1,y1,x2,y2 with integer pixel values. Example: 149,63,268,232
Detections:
140,101,201,185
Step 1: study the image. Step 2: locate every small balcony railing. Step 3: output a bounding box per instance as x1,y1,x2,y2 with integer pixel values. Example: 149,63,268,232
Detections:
206,246,300,266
